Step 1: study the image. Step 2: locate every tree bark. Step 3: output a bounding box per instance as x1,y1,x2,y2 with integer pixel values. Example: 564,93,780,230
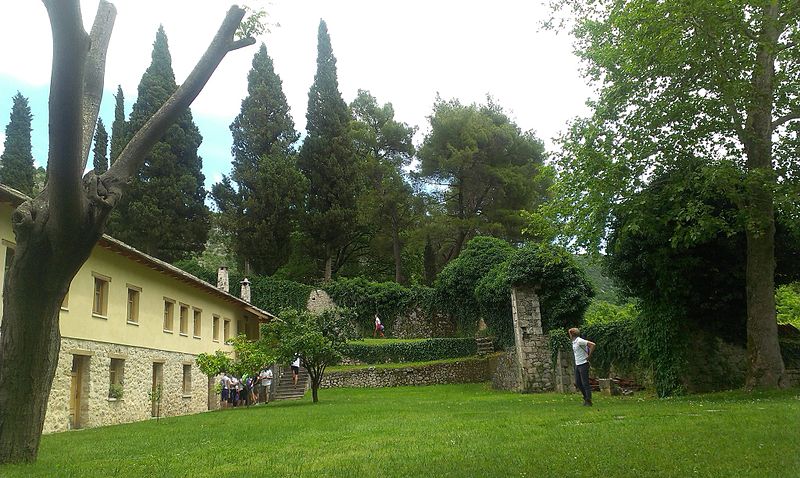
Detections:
741,0,786,389
0,2,253,464
390,209,405,284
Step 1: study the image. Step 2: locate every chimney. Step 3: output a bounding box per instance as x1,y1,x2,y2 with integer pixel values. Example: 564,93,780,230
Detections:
217,266,229,293
240,277,251,303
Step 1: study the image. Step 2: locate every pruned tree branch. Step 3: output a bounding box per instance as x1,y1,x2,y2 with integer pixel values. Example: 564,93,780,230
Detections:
43,0,91,231
80,1,117,171
772,110,800,129
105,6,255,196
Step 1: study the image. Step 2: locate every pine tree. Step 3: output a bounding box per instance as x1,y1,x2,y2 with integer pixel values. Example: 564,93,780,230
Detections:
109,85,126,164
92,118,108,173
215,43,306,275
0,92,35,195
107,26,210,262
298,20,359,280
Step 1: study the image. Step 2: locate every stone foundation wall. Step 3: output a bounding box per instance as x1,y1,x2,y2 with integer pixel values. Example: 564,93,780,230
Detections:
491,349,520,391
491,345,574,393
320,357,494,388
44,338,210,434
391,307,456,339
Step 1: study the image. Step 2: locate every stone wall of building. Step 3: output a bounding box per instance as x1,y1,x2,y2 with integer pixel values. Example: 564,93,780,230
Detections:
391,307,457,339
320,357,494,389
44,338,210,434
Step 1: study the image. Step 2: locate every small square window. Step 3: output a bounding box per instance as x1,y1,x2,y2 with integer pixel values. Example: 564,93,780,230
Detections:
163,299,175,331
179,304,189,335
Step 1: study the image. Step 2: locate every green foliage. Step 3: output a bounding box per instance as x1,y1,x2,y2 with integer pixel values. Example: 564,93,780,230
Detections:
298,20,360,279
776,283,800,328
583,300,638,326
107,26,210,263
107,383,124,400
109,85,126,165
324,277,419,334
436,236,514,334
229,334,274,378
236,6,267,39
92,118,108,174
261,308,357,402
635,306,687,397
417,97,548,252
341,338,477,364
195,350,232,377
215,43,306,275
0,92,35,195
506,242,595,331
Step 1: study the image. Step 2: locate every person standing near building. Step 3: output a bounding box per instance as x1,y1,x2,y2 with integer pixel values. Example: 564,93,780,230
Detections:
373,314,385,338
568,327,595,406
258,366,273,404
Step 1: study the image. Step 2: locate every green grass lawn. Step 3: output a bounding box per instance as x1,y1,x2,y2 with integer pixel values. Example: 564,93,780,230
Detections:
351,337,428,345
2,384,798,477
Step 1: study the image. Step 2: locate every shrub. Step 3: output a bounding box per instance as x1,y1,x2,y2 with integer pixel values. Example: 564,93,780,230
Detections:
323,278,418,334
506,242,595,331
341,338,478,364
583,300,639,325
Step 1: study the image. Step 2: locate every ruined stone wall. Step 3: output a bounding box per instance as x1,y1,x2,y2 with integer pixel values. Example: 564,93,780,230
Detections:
510,286,554,392
44,337,209,434
320,357,494,388
391,307,456,339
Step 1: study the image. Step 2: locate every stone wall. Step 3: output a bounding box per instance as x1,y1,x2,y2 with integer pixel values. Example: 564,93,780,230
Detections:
510,286,553,392
44,337,210,434
307,289,336,315
320,357,494,389
391,307,456,339
491,348,520,391
681,332,748,393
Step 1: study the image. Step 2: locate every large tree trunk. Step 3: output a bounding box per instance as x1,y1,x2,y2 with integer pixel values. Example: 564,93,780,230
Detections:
0,199,103,463
741,0,786,389
0,2,252,464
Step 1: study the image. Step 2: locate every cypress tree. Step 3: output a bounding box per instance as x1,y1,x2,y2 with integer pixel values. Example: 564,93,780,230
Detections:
92,118,108,173
298,20,359,280
0,92,35,195
216,43,306,274
109,85,126,164
107,26,210,262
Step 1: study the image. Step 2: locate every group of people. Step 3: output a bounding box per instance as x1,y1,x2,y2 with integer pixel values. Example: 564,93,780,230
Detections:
219,367,273,408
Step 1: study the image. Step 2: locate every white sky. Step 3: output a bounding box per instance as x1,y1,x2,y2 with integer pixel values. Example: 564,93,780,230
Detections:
0,0,592,187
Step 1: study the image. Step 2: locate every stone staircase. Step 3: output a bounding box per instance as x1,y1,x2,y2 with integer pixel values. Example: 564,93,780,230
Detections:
272,366,309,401
476,337,495,355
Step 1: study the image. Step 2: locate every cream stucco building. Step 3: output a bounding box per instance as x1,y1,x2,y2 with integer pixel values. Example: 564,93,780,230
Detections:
0,184,274,433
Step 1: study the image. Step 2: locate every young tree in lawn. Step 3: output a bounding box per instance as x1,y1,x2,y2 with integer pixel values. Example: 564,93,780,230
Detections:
92,118,109,173
0,92,35,195
0,1,255,463
298,20,360,280
107,26,211,263
262,308,356,403
109,85,125,164
196,350,232,410
213,43,306,274
549,0,800,388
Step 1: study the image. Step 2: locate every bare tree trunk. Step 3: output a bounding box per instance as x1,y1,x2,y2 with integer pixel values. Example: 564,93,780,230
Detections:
0,200,100,463
391,212,404,284
324,246,333,282
0,2,253,463
741,0,786,389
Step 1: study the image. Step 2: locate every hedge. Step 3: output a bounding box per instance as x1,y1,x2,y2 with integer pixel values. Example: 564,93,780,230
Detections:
341,338,478,364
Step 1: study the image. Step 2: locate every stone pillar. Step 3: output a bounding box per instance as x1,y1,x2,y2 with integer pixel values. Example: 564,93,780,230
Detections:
554,347,576,393
217,266,229,293
240,278,251,303
511,285,553,392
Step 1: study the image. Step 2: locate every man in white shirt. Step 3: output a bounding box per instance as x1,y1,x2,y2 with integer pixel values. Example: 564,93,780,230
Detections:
258,367,273,404
569,327,596,406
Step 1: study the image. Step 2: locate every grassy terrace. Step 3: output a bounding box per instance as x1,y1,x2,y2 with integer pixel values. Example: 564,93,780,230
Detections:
2,384,798,477
328,354,495,372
